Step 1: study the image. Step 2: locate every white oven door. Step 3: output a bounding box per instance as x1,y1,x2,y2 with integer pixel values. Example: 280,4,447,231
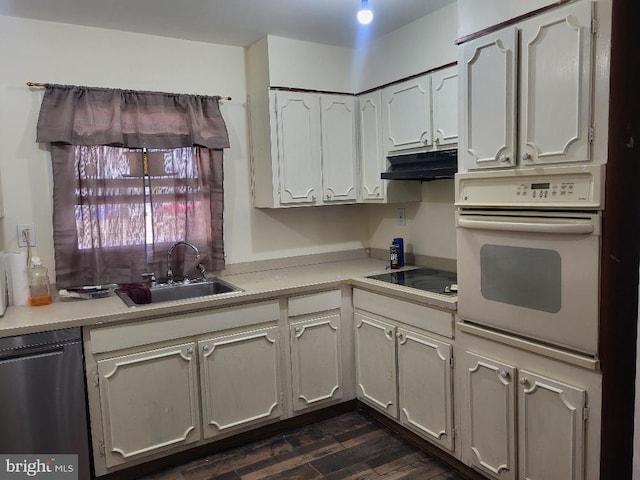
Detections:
456,211,600,355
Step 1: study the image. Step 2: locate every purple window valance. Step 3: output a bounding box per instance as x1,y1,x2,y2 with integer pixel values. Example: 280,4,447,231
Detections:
36,84,230,149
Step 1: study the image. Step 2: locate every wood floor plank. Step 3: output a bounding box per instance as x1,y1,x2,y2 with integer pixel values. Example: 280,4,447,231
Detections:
237,437,345,480
139,411,471,480
310,434,406,475
259,463,323,480
179,437,294,479
321,462,380,480
370,452,432,476
378,459,447,479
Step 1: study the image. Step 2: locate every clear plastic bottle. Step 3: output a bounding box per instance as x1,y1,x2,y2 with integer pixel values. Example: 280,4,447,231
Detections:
29,257,52,306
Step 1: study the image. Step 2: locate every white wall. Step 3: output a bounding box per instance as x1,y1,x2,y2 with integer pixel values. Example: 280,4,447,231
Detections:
356,3,458,92
266,36,356,93
0,15,370,282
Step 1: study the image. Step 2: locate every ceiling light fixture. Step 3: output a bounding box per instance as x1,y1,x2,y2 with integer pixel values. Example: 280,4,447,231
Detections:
357,0,374,25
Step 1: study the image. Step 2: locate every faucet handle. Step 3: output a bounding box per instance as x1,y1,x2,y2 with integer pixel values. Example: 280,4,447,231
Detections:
141,272,156,286
196,263,206,280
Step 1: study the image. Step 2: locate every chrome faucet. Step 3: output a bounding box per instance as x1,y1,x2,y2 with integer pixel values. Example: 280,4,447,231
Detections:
167,241,200,284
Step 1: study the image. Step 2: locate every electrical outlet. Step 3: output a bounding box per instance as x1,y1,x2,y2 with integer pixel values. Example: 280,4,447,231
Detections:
397,208,406,226
17,224,36,247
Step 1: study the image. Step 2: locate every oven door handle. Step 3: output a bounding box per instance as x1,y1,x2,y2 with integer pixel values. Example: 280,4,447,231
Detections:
457,217,595,234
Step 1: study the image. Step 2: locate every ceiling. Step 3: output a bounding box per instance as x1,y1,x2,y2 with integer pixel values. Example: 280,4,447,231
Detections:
0,0,456,48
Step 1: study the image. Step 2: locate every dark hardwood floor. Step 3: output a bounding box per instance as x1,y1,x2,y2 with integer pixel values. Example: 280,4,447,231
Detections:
140,410,470,480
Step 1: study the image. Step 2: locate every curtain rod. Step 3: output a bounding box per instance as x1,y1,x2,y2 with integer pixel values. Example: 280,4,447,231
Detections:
26,82,232,101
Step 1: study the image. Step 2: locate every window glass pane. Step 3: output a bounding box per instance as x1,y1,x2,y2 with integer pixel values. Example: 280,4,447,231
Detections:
480,244,561,313
74,146,146,250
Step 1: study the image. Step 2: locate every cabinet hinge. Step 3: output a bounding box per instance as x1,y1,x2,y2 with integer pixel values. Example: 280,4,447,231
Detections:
451,426,456,441
449,356,455,369
591,18,598,35
93,373,100,387
589,127,595,142
99,442,105,456
583,407,590,421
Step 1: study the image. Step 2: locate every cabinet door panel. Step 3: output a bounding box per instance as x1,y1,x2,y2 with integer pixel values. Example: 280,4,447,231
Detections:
359,91,386,201
290,314,342,411
275,92,321,205
383,76,432,154
354,313,397,417
432,66,459,148
321,96,357,203
519,0,593,166
97,343,200,468
398,328,453,450
518,370,586,480
465,352,516,480
460,28,518,170
200,327,281,438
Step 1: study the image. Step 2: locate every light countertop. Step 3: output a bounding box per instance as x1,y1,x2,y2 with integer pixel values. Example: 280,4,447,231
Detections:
0,258,456,338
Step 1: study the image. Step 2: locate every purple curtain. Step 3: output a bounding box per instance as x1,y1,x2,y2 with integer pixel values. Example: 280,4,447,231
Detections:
37,85,228,288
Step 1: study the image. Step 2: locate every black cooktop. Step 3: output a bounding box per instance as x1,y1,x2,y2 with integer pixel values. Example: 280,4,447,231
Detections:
366,268,457,296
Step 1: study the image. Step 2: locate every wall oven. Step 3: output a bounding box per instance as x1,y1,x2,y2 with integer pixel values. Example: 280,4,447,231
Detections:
455,164,604,356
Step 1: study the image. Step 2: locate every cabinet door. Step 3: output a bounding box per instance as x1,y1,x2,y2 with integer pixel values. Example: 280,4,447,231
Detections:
432,66,459,148
459,27,518,171
382,75,433,154
290,313,342,411
518,370,586,480
274,91,322,205
97,343,200,468
465,352,516,480
519,0,593,166
321,95,357,203
354,312,397,417
397,327,454,451
200,327,281,438
358,91,386,202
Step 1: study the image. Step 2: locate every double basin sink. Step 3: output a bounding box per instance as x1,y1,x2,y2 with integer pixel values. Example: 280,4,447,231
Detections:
117,278,242,307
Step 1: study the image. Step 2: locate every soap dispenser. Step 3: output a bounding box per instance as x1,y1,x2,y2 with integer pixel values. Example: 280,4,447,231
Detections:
29,257,52,306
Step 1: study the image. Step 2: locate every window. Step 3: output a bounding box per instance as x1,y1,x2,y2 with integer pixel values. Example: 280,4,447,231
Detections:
36,84,229,289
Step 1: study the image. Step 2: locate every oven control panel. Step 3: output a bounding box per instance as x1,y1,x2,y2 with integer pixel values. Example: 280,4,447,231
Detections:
455,164,604,209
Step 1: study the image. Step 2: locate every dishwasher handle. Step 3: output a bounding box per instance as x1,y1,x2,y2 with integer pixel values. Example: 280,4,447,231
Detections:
457,216,595,235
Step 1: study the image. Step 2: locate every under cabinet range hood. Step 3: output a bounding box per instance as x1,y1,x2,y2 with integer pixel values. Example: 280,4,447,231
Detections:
381,149,457,181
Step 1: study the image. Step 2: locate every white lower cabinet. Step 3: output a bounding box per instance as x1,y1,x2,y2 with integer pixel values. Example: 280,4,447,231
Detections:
354,310,454,451
397,326,454,451
200,326,281,438
460,336,601,480
290,314,342,411
354,314,398,417
96,342,201,469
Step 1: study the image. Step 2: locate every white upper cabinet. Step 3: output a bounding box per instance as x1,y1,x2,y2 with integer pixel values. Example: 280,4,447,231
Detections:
383,75,433,155
459,0,594,171
382,67,459,157
432,66,459,149
459,28,518,170
273,91,322,205
519,1,593,166
256,90,357,207
320,95,358,203
358,91,386,202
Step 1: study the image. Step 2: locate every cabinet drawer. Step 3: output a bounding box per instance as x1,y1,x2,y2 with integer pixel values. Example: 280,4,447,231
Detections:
353,289,453,338
288,290,341,317
89,300,280,354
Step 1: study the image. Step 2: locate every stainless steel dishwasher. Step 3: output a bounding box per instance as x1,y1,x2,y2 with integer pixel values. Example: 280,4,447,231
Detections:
0,327,92,479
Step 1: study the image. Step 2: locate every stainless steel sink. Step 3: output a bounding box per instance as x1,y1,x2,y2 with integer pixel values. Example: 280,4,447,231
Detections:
117,278,242,307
